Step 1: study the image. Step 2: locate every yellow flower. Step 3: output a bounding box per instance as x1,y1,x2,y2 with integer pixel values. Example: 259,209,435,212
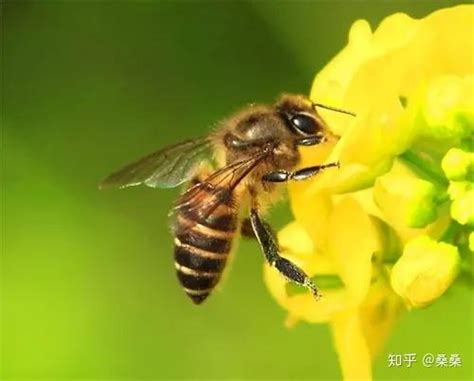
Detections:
264,5,473,381
264,199,388,324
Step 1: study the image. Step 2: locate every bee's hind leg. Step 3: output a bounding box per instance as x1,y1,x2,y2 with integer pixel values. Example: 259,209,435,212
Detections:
248,207,321,300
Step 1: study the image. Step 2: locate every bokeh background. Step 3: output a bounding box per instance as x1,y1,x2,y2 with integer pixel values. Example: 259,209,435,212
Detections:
2,1,472,380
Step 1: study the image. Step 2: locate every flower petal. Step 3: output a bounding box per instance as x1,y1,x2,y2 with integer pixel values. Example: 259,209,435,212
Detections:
330,279,403,380
359,281,404,358
289,189,334,250
327,196,382,304
330,309,372,381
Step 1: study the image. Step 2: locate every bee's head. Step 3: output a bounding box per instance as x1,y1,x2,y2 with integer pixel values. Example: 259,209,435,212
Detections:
275,94,352,143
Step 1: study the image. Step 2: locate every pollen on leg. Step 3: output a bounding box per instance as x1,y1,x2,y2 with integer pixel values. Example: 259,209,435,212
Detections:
305,279,322,301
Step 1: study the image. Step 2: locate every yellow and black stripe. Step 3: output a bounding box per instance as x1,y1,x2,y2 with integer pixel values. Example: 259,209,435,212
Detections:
173,185,238,304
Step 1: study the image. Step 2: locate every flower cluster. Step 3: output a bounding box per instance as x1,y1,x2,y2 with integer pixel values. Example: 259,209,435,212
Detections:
264,5,473,380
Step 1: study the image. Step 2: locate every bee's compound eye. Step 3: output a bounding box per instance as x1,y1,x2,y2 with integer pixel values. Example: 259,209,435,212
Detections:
291,114,317,134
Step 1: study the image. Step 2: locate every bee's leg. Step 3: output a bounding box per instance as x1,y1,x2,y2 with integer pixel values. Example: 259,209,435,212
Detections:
262,162,339,183
224,134,270,150
249,207,321,300
241,217,276,240
240,218,256,239
295,135,326,146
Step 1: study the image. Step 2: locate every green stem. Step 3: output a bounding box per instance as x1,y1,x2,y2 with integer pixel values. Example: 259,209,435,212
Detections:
287,274,345,296
399,149,448,187
439,221,463,243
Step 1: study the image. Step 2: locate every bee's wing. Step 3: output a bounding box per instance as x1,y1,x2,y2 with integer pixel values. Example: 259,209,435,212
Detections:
99,138,213,189
175,150,269,220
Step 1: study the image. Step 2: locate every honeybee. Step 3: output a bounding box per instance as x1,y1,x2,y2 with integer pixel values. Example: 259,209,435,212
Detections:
100,94,354,304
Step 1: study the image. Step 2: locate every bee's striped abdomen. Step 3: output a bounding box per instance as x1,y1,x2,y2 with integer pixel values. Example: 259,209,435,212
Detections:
173,181,238,305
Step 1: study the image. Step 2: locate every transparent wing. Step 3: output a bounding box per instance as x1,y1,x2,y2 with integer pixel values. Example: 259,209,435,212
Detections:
99,138,212,189
175,150,269,220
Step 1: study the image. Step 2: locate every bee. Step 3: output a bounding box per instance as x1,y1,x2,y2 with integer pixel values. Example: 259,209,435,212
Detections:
100,94,354,304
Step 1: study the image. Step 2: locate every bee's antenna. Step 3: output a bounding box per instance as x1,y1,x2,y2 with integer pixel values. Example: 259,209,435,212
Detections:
312,102,356,117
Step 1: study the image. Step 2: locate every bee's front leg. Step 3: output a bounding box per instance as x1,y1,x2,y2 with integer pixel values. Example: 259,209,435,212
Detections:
262,162,339,183
248,207,321,300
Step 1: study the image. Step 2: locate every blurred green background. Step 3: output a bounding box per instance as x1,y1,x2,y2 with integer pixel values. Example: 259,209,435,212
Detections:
2,1,472,380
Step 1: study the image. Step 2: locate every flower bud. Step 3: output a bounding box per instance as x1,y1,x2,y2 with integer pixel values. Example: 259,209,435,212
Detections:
450,189,474,226
421,75,474,140
374,174,439,228
390,235,460,308
441,148,474,181
447,181,472,200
